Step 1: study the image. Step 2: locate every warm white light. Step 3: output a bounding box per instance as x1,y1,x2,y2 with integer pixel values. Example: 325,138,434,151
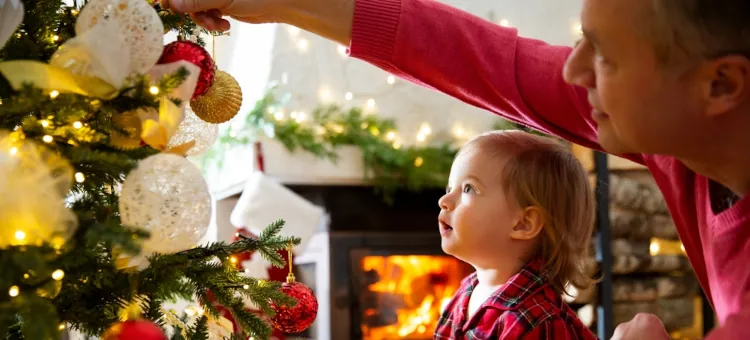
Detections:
243,284,250,289
453,125,465,138
73,121,83,129
337,45,348,56
295,111,307,123
287,26,300,37
344,92,353,100
149,86,159,95
58,324,66,331
52,35,60,41
43,135,53,143
274,111,285,121
318,86,333,102
8,286,19,297
366,98,376,109
499,19,510,27
392,141,402,149
14,230,26,241
419,123,432,135
49,90,60,99
297,39,309,51
75,172,85,183
414,157,424,167
230,256,238,264
649,241,660,256
416,134,427,143
40,120,50,128
387,75,396,84
9,147,17,155
386,131,396,141
51,269,65,281
244,268,251,274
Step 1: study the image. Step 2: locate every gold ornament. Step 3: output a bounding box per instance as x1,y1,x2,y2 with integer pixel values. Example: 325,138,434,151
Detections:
189,70,242,124
109,111,143,150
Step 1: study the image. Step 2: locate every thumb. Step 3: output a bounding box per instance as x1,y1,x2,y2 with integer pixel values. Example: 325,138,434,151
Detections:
161,0,231,13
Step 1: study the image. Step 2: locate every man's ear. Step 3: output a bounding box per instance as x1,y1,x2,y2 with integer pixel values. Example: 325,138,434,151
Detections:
509,206,545,240
701,55,750,118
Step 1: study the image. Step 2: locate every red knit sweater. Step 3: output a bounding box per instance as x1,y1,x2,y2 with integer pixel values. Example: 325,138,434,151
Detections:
348,0,750,336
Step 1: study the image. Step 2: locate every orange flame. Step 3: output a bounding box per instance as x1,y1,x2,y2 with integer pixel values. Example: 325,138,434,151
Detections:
361,255,468,339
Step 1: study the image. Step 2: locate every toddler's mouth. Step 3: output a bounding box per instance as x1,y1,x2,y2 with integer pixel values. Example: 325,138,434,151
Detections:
439,220,453,234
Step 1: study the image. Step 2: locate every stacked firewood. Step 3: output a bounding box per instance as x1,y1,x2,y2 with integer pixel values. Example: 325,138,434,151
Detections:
569,174,699,333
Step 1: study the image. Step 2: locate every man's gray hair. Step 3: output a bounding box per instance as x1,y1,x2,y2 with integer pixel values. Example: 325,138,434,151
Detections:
650,0,750,64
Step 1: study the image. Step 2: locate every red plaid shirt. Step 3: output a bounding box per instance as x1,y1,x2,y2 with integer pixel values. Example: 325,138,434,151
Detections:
435,259,597,339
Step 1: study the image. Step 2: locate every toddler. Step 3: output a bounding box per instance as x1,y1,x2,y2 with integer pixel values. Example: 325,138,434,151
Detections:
435,130,597,339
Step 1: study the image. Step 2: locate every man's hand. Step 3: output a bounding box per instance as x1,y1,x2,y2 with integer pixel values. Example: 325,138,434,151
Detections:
160,0,353,45
610,313,670,340
160,0,280,31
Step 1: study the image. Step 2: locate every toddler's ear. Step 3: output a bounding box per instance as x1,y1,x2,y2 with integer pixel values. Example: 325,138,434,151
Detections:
510,206,544,240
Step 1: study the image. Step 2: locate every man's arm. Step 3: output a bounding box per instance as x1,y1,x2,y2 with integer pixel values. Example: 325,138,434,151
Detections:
350,0,609,153
165,0,638,160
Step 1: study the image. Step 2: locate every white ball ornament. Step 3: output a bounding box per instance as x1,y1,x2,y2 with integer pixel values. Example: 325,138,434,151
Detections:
119,153,212,255
75,0,164,75
167,105,219,156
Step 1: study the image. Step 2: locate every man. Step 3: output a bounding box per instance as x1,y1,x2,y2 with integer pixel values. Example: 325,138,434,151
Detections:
162,0,750,338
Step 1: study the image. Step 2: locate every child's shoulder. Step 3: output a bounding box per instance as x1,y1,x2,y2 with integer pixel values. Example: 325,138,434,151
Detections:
499,286,596,339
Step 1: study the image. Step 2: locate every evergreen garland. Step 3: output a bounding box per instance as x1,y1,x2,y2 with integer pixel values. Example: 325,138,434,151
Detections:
205,90,542,203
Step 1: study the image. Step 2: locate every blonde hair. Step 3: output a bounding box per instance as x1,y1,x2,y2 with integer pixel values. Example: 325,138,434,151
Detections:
461,130,596,295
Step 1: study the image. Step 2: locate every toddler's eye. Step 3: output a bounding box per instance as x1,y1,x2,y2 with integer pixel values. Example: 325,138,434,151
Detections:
462,184,475,193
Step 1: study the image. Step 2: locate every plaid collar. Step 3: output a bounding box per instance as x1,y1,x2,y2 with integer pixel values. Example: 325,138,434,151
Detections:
463,258,549,310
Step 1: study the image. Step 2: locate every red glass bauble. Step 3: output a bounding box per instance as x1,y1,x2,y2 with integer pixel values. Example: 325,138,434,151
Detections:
158,40,215,100
270,282,318,333
101,320,166,340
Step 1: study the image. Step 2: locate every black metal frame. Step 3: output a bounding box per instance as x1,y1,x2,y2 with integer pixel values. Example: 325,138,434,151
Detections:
594,151,615,339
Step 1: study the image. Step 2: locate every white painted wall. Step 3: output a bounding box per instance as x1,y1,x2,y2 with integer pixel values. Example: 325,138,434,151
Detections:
205,0,585,196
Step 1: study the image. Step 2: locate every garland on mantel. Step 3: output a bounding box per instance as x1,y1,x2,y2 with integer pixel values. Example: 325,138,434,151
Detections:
205,89,540,203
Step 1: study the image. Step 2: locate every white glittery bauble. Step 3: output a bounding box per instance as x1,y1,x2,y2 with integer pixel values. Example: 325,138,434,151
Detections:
75,0,164,75
167,105,219,156
119,153,211,255
0,131,77,249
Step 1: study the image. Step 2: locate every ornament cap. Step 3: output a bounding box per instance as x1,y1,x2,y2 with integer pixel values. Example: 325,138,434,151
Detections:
286,273,296,284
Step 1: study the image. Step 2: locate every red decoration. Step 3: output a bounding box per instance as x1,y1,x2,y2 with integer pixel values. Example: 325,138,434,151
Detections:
202,228,290,339
270,281,318,333
101,320,166,340
157,40,215,100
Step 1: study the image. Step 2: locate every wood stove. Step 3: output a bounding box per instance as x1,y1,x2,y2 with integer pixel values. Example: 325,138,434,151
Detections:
288,185,473,340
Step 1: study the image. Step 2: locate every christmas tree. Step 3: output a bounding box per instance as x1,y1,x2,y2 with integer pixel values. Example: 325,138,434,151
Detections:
0,1,309,339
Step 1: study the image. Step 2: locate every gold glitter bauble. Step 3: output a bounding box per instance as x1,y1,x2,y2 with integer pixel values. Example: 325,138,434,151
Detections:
110,111,143,150
190,70,242,124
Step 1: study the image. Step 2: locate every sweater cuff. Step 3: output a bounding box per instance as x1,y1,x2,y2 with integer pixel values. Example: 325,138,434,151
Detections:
349,0,402,67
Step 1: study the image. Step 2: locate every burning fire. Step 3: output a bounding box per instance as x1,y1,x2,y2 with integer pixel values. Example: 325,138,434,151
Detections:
360,255,468,340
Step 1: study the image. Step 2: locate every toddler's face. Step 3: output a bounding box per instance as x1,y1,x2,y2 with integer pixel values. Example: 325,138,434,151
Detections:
438,147,524,265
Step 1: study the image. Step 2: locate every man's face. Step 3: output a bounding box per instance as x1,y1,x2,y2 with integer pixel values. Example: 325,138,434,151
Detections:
563,0,705,156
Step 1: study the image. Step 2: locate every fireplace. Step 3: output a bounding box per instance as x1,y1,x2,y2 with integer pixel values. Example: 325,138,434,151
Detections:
358,254,471,339
289,185,472,340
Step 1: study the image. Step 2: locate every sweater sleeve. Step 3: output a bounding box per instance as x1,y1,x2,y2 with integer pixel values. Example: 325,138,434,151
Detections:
349,0,632,158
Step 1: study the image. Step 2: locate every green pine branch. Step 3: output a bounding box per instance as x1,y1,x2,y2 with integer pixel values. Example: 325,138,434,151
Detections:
0,2,300,339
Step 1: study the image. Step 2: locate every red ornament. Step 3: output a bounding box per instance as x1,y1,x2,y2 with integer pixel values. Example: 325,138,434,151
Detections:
158,40,215,100
101,320,166,340
270,280,318,333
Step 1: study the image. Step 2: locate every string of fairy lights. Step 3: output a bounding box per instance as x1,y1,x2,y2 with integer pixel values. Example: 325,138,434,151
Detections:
264,16,585,150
